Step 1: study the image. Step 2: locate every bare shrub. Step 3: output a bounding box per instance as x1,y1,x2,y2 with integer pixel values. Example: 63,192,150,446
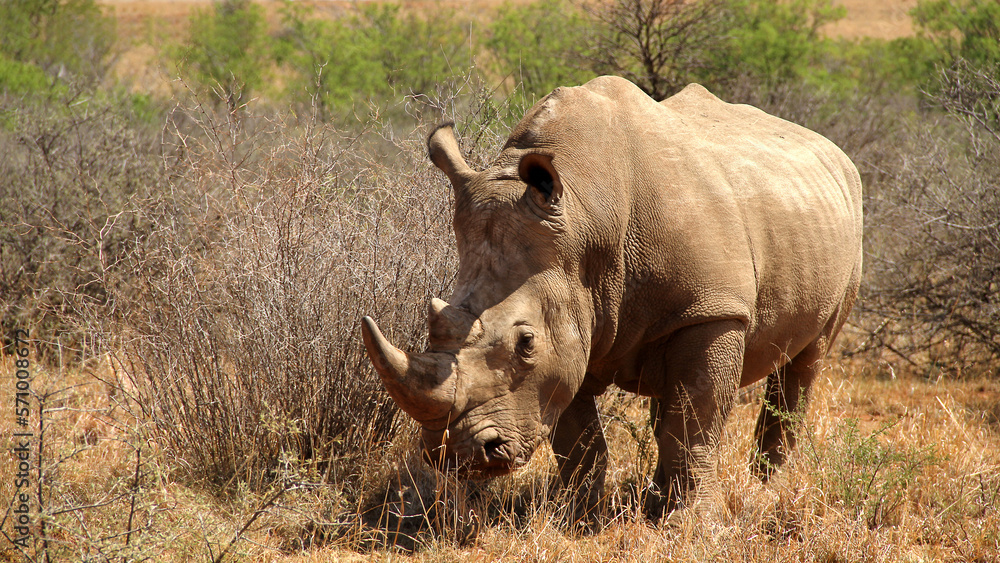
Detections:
857,62,1000,374
0,90,163,362
935,61,1000,140
100,85,518,490
583,0,726,101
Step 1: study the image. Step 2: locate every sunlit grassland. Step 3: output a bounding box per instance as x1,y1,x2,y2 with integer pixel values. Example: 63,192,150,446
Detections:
3,349,997,561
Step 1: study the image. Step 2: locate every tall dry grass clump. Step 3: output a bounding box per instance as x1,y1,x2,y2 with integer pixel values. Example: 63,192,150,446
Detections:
101,93,490,490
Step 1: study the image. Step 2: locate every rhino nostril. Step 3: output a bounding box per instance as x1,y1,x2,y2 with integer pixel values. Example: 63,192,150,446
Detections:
483,438,506,460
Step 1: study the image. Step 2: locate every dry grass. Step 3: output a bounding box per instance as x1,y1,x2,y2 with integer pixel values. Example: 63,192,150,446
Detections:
3,350,998,561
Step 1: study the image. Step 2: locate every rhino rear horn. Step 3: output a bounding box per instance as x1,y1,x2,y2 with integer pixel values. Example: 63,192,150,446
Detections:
361,316,458,424
429,298,482,351
428,123,476,188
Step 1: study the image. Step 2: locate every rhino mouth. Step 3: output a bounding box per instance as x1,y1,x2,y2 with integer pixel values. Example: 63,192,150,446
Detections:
421,427,529,478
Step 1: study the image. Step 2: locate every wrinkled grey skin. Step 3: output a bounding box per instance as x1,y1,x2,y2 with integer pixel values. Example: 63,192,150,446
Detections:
362,76,863,519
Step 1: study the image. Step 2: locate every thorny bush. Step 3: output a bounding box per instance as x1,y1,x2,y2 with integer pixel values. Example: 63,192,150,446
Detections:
103,84,520,490
858,61,1000,374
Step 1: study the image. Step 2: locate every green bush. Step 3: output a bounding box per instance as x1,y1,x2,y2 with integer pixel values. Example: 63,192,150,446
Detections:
583,0,852,101
274,3,472,118
585,0,728,100
719,0,846,88
173,0,270,112
273,2,377,115
0,0,115,91
360,5,471,97
0,55,56,97
910,0,1000,68
882,0,1000,96
804,418,940,528
486,0,596,99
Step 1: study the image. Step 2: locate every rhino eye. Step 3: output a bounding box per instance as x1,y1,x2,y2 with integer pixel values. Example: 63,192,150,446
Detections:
515,330,535,358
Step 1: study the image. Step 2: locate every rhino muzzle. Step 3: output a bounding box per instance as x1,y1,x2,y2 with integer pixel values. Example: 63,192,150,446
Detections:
421,425,525,477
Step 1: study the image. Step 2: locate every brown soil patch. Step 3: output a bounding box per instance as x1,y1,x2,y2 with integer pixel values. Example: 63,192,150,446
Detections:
100,0,921,42
827,0,918,40
99,0,921,93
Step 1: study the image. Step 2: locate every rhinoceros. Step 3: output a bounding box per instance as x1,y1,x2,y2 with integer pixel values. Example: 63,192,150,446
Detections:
361,76,862,518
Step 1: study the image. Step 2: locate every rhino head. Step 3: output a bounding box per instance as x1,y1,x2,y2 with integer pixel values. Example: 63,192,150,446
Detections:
361,123,594,477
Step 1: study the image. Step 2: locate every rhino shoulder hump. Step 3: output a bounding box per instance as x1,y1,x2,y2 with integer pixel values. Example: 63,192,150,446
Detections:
675,83,720,101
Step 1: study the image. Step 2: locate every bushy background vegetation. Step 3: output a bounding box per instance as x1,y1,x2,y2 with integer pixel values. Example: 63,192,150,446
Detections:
1,0,998,559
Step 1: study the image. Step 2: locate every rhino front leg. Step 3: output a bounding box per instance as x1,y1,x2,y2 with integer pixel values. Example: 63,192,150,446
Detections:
647,320,743,517
551,392,607,526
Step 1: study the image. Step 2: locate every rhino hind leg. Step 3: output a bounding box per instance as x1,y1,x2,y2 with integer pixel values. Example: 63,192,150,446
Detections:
551,393,608,527
646,320,744,518
751,342,825,481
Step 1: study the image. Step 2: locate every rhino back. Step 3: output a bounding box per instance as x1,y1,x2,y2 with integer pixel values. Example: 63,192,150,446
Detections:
501,76,863,386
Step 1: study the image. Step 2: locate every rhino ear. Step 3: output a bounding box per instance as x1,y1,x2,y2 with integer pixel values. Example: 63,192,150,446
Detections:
518,152,562,212
428,123,476,188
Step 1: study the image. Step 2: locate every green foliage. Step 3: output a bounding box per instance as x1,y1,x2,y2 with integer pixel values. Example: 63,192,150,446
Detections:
174,0,270,111
586,0,728,100
357,5,471,97
274,2,471,117
0,54,56,97
486,0,596,99
719,0,846,87
852,36,937,92
585,0,851,100
273,2,369,114
805,418,941,528
911,0,1000,67
0,0,115,90
881,0,1000,95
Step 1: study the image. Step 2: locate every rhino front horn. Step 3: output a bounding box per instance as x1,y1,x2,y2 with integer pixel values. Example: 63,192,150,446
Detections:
361,316,459,425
